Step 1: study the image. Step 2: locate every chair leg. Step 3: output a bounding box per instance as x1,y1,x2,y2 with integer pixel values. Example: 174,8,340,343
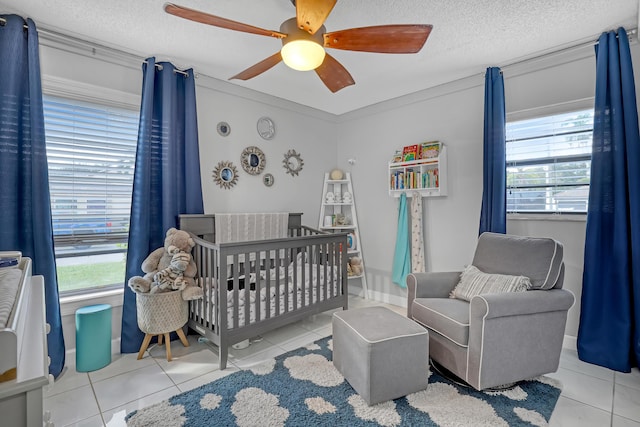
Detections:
164,333,172,361
176,328,189,348
137,334,153,360
158,334,163,346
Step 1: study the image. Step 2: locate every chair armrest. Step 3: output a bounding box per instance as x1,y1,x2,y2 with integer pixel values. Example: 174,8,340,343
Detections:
470,289,575,320
465,288,575,389
407,272,461,318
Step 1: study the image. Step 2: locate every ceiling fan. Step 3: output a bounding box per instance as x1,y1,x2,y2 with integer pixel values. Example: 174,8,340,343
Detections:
164,0,433,92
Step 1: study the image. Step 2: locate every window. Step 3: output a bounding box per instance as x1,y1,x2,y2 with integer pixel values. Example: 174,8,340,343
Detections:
44,95,139,294
506,109,594,214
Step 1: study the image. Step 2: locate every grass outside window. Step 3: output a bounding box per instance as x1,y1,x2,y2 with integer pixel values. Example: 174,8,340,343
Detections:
56,253,127,293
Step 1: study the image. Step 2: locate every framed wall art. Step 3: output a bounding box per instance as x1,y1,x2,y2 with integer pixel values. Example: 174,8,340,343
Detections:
240,146,266,175
213,161,239,189
282,149,304,176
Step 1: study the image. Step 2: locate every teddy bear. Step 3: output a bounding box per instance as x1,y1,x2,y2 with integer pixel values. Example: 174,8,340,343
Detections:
128,227,203,300
349,257,363,276
149,246,190,294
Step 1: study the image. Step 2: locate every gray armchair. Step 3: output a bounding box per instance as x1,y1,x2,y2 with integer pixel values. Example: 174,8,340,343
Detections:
407,232,575,390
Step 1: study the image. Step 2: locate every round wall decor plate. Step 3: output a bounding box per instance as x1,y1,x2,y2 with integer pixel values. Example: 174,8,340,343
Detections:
217,122,231,137
257,117,275,140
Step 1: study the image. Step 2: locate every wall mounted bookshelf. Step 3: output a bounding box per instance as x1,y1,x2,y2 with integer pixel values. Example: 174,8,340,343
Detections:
388,142,447,197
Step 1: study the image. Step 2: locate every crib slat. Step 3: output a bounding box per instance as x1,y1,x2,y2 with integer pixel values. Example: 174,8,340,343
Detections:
284,248,290,314
214,246,220,334
315,245,322,302
255,250,261,323
266,249,272,319
274,251,280,317
302,246,308,308
243,252,250,327
291,247,297,312
219,249,228,333
211,246,216,333
232,254,240,329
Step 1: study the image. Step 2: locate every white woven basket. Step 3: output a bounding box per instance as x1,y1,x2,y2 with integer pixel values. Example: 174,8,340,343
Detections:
136,290,188,335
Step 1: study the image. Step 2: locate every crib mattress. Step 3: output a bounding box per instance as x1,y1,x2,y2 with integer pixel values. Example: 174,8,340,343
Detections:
199,263,340,328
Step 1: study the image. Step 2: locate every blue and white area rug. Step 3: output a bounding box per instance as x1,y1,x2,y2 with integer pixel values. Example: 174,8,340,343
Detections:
126,336,562,426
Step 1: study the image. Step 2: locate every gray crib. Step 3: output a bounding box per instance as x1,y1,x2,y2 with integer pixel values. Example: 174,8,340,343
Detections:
179,214,348,369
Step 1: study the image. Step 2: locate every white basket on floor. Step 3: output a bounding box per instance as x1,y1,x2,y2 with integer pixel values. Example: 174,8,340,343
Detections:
136,290,188,335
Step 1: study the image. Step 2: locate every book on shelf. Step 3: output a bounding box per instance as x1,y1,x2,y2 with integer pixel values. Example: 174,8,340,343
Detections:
402,144,420,162
393,141,441,165
422,168,439,188
390,170,407,190
390,168,439,191
420,141,440,159
391,150,403,163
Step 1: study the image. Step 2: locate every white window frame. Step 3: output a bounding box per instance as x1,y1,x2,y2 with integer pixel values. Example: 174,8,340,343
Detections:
506,99,594,219
42,76,140,295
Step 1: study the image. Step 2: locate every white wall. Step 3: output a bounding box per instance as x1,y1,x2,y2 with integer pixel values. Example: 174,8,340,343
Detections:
336,80,485,303
195,76,339,225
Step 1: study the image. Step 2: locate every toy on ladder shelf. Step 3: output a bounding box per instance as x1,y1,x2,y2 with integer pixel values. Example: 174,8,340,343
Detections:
319,169,369,299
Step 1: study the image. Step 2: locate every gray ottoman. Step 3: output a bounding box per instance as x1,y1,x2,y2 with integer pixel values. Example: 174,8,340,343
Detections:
332,306,429,405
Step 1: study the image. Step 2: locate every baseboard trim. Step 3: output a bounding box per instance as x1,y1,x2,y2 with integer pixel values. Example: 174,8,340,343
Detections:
365,289,407,308
563,334,577,351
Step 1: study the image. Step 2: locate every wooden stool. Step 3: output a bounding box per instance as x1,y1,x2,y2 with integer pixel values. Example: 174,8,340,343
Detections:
137,328,189,362
136,290,189,361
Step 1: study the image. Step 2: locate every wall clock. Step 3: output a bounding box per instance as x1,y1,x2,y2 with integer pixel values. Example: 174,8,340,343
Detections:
257,117,275,140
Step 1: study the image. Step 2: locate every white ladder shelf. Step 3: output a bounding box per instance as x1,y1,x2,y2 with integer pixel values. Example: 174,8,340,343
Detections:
318,172,369,299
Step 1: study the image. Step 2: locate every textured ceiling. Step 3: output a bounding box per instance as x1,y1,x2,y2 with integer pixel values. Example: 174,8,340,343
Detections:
0,0,637,115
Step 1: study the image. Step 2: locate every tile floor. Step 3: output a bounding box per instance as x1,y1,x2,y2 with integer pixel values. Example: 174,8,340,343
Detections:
44,296,640,426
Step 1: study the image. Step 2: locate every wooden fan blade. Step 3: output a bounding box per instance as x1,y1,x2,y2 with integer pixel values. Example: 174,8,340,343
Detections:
229,52,283,81
296,0,337,35
164,3,286,39
324,24,433,53
314,53,355,93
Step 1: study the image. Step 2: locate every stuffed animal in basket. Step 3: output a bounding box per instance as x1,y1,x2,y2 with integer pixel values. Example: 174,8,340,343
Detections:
150,247,190,294
128,227,203,300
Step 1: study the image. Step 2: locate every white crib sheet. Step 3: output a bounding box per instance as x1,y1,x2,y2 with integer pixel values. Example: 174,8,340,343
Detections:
199,263,340,328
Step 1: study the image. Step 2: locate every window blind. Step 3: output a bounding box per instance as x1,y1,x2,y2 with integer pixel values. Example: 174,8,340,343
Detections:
506,109,593,213
44,95,139,250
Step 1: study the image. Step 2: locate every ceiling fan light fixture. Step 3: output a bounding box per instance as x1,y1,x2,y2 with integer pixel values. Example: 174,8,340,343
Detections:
280,17,326,71
281,40,325,71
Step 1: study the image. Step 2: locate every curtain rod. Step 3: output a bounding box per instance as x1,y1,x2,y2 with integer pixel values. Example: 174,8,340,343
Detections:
143,61,190,77
0,17,192,77
0,16,27,28
501,28,637,71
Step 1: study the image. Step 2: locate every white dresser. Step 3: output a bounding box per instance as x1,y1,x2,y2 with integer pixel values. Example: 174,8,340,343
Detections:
0,258,50,427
